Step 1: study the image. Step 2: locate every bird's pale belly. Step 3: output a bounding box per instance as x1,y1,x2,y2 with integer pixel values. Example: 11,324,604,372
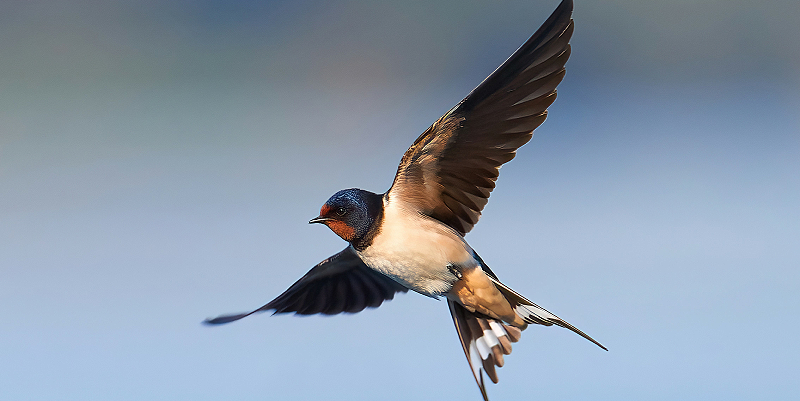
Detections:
356,205,477,296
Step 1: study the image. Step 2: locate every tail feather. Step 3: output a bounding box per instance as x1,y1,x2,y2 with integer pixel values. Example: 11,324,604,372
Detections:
488,276,608,351
448,300,522,401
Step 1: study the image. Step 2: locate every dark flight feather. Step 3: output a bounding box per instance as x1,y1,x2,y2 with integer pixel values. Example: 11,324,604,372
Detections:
388,0,574,236
204,247,407,324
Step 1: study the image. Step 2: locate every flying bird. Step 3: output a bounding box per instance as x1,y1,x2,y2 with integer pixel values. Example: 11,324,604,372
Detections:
206,0,605,399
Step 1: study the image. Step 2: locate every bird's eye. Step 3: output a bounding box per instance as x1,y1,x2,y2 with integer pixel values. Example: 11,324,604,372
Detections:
336,207,347,216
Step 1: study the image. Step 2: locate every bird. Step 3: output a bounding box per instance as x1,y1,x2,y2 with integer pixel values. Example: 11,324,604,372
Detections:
205,0,605,399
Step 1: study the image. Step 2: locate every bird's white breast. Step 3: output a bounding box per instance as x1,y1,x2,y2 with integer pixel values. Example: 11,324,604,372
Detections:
356,198,477,296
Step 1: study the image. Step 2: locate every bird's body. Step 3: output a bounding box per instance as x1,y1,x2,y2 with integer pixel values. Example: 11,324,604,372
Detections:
356,194,529,329
206,1,604,399
357,195,472,297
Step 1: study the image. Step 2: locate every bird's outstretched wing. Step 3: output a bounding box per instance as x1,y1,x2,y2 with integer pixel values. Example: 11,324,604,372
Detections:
388,0,574,236
204,247,407,324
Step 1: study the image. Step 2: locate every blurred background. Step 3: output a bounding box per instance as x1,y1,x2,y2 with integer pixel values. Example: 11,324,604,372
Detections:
1,0,798,399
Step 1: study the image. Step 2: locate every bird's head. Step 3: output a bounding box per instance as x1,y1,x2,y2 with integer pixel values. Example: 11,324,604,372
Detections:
310,188,382,243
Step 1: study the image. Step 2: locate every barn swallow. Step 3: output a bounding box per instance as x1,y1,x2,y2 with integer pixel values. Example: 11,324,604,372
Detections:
206,1,605,399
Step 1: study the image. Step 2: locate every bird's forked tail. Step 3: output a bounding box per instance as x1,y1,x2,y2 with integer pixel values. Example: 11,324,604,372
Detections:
447,270,606,400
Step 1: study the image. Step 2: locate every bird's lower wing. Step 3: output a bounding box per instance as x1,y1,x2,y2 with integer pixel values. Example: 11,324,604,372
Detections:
205,247,407,324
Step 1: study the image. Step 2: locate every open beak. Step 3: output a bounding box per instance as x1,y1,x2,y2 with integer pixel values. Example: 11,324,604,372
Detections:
309,216,332,224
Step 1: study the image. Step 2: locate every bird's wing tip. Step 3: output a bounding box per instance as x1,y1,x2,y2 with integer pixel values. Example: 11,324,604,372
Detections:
202,312,253,325
202,316,232,325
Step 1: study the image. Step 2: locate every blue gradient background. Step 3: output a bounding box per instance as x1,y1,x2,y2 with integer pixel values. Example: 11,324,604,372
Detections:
1,1,798,400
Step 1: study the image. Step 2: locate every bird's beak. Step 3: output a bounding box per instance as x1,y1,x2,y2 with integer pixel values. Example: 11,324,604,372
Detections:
309,216,332,224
